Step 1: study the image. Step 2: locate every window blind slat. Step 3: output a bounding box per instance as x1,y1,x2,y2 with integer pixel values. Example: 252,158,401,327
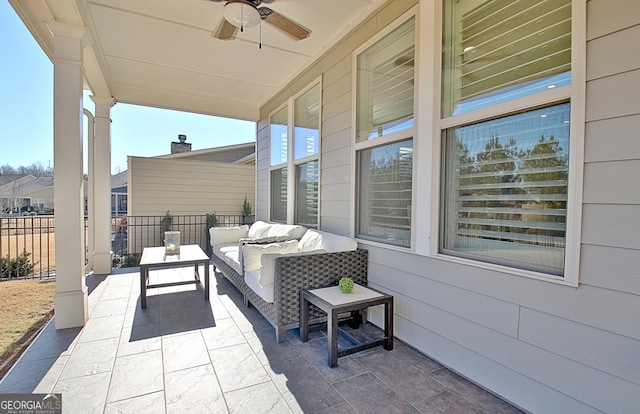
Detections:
455,0,572,104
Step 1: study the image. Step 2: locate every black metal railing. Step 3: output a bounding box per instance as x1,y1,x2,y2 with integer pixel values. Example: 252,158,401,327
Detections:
0,214,256,277
112,214,254,268
0,216,56,280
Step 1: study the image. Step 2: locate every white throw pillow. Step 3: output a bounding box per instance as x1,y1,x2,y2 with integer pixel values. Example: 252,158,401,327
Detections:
247,221,271,239
298,229,357,252
242,240,299,273
298,229,324,251
209,225,249,246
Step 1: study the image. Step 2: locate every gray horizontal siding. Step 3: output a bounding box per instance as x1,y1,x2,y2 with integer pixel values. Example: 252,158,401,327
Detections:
585,114,640,162
519,308,640,385
586,69,640,121
587,0,640,40
583,159,640,204
256,120,269,221
580,244,640,295
587,23,640,80
582,204,640,250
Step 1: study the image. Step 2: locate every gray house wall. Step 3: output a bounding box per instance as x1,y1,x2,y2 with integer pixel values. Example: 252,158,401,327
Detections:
256,0,640,413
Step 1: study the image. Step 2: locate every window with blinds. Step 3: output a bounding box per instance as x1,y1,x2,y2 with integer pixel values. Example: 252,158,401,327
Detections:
442,0,571,117
270,106,288,166
270,167,287,223
294,84,320,160
355,12,416,247
295,161,319,228
441,103,570,275
357,140,413,247
357,17,415,142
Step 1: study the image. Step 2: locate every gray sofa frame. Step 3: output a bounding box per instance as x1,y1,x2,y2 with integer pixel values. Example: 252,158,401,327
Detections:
212,248,368,342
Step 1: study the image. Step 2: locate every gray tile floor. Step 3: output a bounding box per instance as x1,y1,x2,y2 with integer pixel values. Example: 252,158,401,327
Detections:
0,265,524,414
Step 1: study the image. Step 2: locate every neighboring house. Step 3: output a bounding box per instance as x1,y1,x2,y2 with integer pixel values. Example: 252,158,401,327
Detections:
110,171,128,216
0,174,55,214
123,140,256,217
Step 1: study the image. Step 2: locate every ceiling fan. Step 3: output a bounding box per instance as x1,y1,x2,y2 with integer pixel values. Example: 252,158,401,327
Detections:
210,0,311,43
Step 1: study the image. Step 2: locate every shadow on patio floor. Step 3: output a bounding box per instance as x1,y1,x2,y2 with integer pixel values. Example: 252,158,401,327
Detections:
0,266,524,414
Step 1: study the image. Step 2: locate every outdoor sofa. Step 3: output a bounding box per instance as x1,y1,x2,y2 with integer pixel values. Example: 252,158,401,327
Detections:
209,220,368,342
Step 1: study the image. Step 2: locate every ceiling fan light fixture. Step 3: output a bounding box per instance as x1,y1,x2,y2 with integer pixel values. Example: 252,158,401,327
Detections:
224,1,261,29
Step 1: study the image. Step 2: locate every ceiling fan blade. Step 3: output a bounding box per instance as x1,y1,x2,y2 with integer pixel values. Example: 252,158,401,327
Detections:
212,16,239,40
260,7,311,41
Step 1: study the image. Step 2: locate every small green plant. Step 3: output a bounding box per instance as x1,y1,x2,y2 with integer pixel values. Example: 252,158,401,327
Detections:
206,212,218,228
242,194,252,216
113,251,139,268
0,250,35,279
123,252,139,267
159,210,173,244
339,277,355,294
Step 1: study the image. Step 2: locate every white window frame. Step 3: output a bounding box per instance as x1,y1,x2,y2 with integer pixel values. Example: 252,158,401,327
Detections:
268,77,322,226
351,7,419,249
268,102,290,223
423,0,586,286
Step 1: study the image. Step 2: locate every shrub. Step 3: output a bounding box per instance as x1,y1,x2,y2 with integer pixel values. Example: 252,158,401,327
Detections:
0,250,35,279
112,250,139,268
160,210,173,244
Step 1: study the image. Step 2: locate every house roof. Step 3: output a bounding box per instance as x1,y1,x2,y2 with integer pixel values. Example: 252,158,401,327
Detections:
0,174,31,187
14,176,54,194
9,0,385,122
0,176,53,197
156,141,255,162
111,171,128,190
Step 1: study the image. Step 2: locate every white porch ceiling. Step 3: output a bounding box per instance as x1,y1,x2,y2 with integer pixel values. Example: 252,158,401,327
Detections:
10,0,384,121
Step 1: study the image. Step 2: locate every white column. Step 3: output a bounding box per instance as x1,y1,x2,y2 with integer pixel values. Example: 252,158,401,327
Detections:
92,96,115,274
48,21,89,329
84,109,95,273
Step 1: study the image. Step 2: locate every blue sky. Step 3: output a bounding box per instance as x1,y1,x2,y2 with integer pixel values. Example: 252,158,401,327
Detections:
0,1,255,175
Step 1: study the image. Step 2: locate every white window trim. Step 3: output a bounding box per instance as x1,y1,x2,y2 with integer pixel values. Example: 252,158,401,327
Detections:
351,6,419,247
267,77,322,226
423,0,586,286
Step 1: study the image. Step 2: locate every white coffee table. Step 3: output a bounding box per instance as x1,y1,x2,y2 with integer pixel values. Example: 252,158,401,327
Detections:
139,244,210,309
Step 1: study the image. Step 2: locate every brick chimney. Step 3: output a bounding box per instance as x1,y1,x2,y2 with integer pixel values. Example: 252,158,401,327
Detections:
171,134,192,154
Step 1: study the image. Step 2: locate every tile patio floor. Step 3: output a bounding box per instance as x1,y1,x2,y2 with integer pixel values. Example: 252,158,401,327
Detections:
0,265,524,414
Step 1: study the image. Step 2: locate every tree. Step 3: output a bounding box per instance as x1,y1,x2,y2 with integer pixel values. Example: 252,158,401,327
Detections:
0,162,53,177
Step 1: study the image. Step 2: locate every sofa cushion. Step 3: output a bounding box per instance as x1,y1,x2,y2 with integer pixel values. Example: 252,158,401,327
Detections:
248,220,307,240
212,244,242,275
244,270,274,303
298,229,358,253
242,240,299,273
209,225,249,247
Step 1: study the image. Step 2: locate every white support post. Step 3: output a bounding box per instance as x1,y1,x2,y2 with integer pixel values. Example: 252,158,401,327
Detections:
92,96,115,275
48,21,89,329
84,109,95,274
